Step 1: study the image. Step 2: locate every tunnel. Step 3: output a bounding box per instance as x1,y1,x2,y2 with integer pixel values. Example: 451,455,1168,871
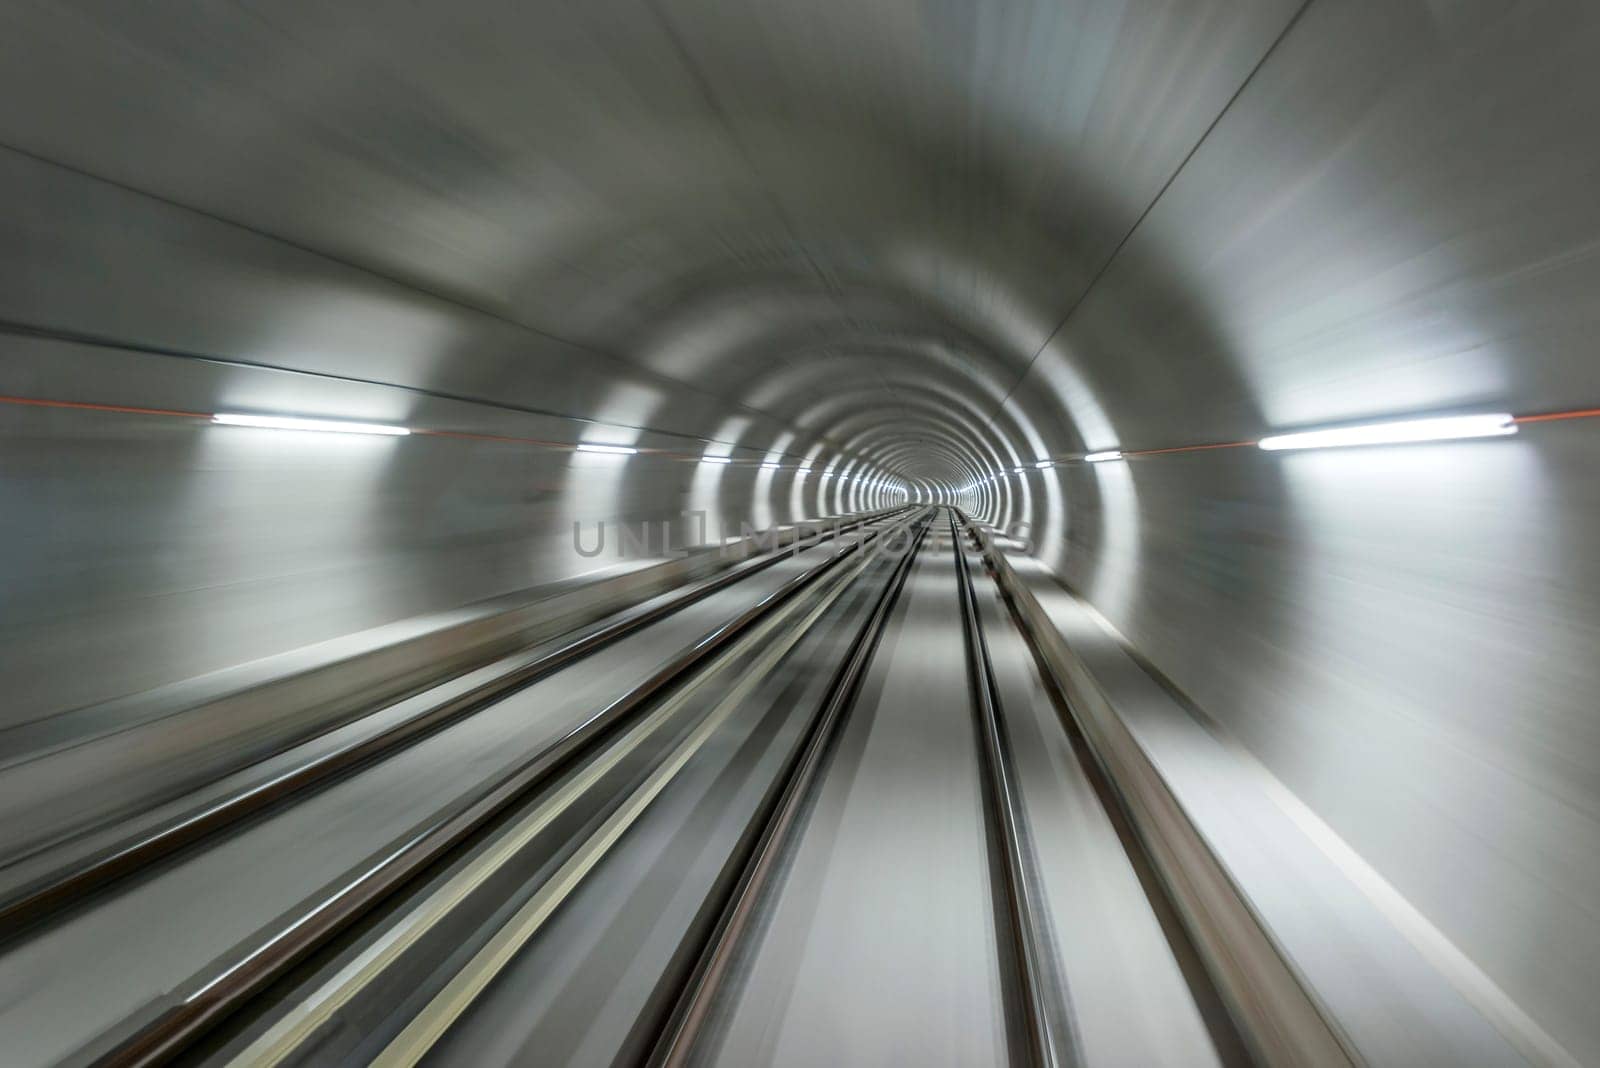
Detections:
1,2,1598,1065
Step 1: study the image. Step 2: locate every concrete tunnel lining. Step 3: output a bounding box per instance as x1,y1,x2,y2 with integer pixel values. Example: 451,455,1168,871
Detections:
1,1,1599,1064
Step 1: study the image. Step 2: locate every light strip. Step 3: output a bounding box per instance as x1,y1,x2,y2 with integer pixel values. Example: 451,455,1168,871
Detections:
761,462,779,470
1258,414,1515,452
1034,459,1053,469
212,413,410,437
29,394,1551,469
700,456,731,465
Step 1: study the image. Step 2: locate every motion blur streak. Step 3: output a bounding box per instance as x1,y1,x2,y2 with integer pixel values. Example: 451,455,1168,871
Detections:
1,3,1598,1067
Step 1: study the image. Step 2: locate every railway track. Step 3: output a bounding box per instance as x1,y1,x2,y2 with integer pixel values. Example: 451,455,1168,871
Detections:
0,508,1246,1067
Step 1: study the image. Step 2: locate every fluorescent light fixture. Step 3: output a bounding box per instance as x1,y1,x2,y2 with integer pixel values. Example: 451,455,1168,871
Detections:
701,455,731,465
761,462,779,470
798,462,813,471
212,413,409,436
575,443,637,455
1034,459,1052,469
1012,466,1026,474
1258,413,1516,452
1085,450,1123,463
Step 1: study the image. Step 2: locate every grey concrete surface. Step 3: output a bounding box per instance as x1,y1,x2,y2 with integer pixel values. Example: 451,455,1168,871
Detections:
406,552,894,1068
0,2,1596,1063
702,544,1011,1067
1007,552,1541,1067
968,538,1234,1068
0,535,856,1068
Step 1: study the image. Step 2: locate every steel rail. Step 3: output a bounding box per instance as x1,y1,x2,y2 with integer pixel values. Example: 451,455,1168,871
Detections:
641,511,934,1068
86,510,920,1068
0,509,908,940
364,524,897,1068
950,510,1077,1068
234,514,891,1068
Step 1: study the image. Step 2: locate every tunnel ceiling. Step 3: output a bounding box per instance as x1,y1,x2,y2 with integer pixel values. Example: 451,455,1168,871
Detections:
2,1,1596,488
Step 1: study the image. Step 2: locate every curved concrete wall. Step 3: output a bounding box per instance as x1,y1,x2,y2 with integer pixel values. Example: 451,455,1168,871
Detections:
0,341,897,720
2,1,1598,1061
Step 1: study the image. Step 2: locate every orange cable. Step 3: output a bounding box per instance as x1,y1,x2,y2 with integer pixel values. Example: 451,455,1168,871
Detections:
0,393,209,420
1512,408,1600,425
